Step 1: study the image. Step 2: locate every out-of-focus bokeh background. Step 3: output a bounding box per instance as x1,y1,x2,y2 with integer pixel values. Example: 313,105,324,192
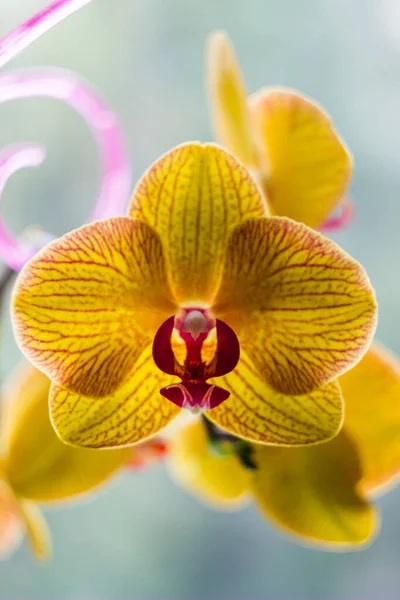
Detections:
1,0,400,598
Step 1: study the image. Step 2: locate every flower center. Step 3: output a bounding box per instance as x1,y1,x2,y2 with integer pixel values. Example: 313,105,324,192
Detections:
181,310,209,340
152,308,240,412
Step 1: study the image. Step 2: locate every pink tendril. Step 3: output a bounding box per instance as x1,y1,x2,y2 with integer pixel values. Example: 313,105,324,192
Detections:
0,69,132,222
0,144,45,270
0,0,93,70
0,0,132,270
320,197,355,233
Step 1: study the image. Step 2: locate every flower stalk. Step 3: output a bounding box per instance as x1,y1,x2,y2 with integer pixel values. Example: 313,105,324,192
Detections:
0,0,132,270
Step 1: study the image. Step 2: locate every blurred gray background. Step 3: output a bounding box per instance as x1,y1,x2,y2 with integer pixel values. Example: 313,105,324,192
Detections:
1,0,400,598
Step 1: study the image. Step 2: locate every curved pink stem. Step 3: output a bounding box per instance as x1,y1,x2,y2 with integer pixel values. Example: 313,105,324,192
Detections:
0,69,132,221
0,0,94,70
0,145,45,270
0,0,132,270
320,197,355,233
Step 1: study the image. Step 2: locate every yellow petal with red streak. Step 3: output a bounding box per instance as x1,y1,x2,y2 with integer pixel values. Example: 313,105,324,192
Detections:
339,342,400,495
18,500,51,561
50,344,180,449
206,32,257,168
213,217,377,395
252,431,378,548
249,88,352,228
129,143,266,305
12,217,175,398
3,363,131,502
207,350,343,445
168,419,251,509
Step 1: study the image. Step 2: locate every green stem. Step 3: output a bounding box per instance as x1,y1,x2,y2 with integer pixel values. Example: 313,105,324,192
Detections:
201,414,258,471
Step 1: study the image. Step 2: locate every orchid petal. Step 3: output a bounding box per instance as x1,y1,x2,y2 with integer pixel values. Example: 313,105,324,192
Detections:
0,68,131,270
248,88,352,229
214,217,377,395
206,32,257,168
252,431,378,548
129,143,266,304
339,343,400,495
168,419,251,509
2,363,131,502
50,345,180,449
18,501,51,561
12,217,175,397
207,350,343,446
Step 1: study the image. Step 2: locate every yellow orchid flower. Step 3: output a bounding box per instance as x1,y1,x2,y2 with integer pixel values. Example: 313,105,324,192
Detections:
206,30,400,483
207,31,352,230
11,143,376,449
203,34,400,549
168,342,400,549
0,361,151,560
207,30,400,483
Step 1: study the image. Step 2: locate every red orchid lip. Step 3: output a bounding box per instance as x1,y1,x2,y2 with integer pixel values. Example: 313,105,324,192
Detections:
152,308,240,411
160,382,230,411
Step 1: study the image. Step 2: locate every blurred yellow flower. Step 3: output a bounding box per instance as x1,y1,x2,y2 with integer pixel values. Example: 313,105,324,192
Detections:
0,362,162,560
207,31,352,230
168,343,400,549
12,143,376,449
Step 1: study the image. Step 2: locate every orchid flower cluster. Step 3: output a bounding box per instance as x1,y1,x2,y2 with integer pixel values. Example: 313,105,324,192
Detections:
0,0,398,560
